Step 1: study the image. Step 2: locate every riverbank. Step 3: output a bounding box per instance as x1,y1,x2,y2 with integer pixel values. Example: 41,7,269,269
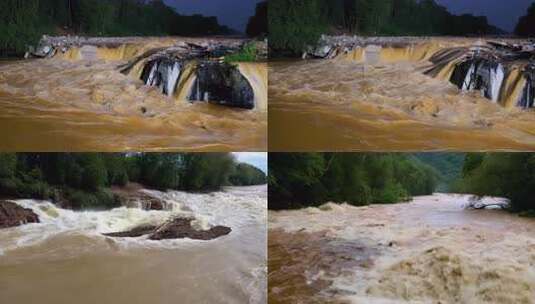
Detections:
269,193,535,303
0,185,267,304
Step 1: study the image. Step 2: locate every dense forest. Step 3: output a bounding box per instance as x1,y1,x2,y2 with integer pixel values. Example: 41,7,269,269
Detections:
455,153,535,213
515,2,535,37
268,153,438,210
0,0,232,56
269,0,504,55
0,153,266,210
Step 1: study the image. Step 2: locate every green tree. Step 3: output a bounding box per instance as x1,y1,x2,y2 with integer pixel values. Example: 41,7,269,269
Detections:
269,0,327,55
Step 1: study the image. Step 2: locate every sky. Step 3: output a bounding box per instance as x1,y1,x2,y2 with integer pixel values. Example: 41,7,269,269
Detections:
233,152,267,173
436,0,533,32
164,0,263,32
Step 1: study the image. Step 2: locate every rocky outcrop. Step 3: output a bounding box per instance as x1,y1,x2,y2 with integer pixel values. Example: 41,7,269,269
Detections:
112,187,166,211
189,62,255,109
104,217,231,240
0,201,40,228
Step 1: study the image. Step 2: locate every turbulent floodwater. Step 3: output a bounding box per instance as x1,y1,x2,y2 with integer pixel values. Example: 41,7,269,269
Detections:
0,38,267,151
0,185,267,304
269,39,535,151
269,194,535,303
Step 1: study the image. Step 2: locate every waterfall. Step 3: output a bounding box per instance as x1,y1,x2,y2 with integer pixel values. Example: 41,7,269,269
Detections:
451,58,506,103
141,58,183,97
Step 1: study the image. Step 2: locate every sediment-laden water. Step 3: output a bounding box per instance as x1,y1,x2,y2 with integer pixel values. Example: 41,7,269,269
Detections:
0,185,267,304
0,37,267,151
269,38,535,151
269,194,535,303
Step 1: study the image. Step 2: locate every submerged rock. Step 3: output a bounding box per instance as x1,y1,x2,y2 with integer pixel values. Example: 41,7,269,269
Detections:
189,62,255,109
0,201,40,228
104,217,231,241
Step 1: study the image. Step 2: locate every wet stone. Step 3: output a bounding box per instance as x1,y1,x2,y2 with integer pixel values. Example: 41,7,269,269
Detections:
104,217,231,241
189,62,255,109
0,201,40,229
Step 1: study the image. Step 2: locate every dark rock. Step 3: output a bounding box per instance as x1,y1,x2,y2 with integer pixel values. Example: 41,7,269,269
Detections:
189,62,255,109
0,201,40,229
111,186,166,211
145,197,164,210
149,218,231,240
104,217,231,241
103,225,158,238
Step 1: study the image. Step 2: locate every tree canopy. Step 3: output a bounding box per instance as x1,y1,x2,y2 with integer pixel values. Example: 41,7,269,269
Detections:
456,153,535,212
268,153,438,210
269,0,503,56
0,153,266,209
0,0,231,56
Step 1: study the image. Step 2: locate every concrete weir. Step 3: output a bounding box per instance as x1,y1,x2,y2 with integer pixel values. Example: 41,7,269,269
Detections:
308,35,535,109
26,35,267,110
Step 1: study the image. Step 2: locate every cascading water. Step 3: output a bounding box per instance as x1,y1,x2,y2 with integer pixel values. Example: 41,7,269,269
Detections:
0,36,268,151
0,185,267,304
450,56,505,102
141,58,182,96
269,194,535,303
519,65,535,109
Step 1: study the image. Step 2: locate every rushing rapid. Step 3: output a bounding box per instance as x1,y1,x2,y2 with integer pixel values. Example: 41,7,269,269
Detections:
269,194,535,304
270,37,535,151
0,37,267,151
0,185,267,304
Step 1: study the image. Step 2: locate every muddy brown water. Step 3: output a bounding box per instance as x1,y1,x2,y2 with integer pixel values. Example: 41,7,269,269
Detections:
0,186,267,304
0,40,267,152
269,194,535,303
269,39,535,151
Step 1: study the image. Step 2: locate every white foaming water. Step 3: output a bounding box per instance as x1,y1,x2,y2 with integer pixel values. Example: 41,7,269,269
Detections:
165,61,181,96
490,63,505,102
0,185,267,254
270,193,535,304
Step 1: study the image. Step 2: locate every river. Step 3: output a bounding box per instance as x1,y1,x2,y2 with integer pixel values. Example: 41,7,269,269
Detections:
0,185,267,304
269,38,535,151
269,193,535,303
0,37,267,151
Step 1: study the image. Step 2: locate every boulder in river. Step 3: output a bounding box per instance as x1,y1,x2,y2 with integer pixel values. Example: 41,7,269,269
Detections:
450,57,505,102
189,62,255,109
112,186,166,211
0,201,40,229
104,217,231,241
